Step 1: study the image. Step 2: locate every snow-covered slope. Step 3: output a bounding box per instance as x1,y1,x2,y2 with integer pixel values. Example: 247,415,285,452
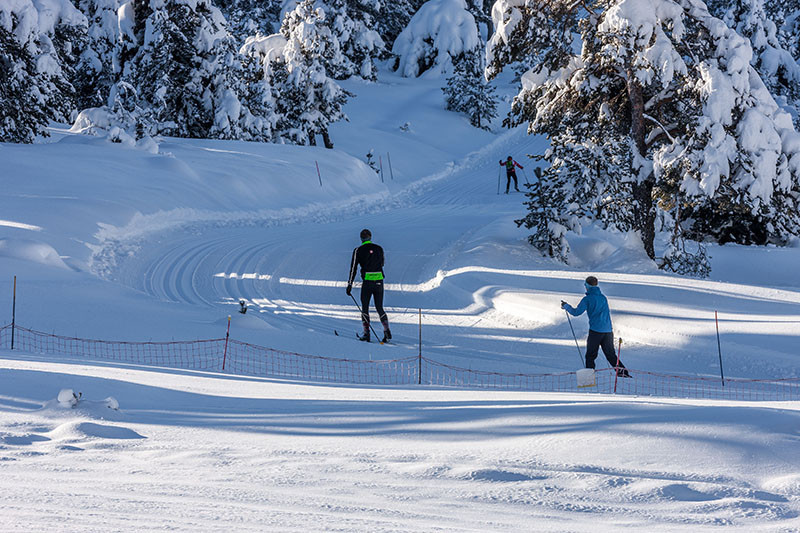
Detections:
1,70,799,376
1,67,800,531
1,355,799,532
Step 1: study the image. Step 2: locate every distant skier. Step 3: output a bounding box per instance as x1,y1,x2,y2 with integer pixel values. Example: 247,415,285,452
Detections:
499,156,523,193
347,229,391,343
561,276,631,377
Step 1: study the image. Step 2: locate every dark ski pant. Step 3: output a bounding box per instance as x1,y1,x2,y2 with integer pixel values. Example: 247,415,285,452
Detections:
585,330,626,370
506,171,519,192
360,280,389,333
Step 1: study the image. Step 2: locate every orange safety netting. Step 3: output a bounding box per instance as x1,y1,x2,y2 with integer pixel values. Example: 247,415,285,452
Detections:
1,324,798,401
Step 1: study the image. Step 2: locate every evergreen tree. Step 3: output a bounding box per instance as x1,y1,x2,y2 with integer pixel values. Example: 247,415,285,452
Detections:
110,0,273,140
488,0,800,275
706,0,800,128
0,25,49,143
71,0,124,109
0,0,87,142
442,48,497,129
323,0,384,80
275,0,349,147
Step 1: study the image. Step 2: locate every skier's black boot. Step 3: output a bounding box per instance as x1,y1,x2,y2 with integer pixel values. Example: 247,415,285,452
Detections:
381,329,392,343
358,332,371,342
616,369,631,378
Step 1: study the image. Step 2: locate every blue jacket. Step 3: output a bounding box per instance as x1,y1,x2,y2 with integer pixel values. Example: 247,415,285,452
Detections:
564,285,613,333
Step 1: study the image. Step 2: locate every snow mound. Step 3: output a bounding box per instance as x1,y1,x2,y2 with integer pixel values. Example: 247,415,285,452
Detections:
567,230,656,272
0,238,69,269
70,108,160,153
57,389,81,407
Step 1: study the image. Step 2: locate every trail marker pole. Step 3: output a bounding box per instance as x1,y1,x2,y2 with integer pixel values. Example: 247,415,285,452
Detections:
315,160,323,187
11,275,16,350
379,155,384,183
715,310,725,387
222,315,231,370
349,293,382,343
613,337,622,394
496,165,501,195
418,308,422,385
387,153,394,180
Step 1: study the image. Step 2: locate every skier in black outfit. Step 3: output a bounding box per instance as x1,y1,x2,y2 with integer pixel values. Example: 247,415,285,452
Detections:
347,229,391,343
499,156,523,193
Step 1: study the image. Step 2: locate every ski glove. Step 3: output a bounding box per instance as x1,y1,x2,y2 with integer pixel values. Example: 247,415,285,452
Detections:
560,300,567,309
346,284,352,296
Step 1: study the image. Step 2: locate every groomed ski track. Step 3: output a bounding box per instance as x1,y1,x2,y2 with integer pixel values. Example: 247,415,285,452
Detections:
99,122,800,382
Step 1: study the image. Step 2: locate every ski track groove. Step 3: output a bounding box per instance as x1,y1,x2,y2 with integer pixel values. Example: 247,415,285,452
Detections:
92,131,800,378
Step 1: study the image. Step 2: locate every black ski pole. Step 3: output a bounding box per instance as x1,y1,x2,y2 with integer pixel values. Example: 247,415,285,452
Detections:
522,168,531,186
715,310,725,387
349,293,382,342
564,308,584,366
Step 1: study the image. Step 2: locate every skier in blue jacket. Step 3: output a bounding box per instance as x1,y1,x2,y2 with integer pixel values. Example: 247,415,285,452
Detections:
561,276,630,377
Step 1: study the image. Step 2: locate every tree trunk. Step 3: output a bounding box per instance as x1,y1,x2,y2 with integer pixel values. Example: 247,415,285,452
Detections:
308,130,317,146
321,128,333,149
627,69,656,260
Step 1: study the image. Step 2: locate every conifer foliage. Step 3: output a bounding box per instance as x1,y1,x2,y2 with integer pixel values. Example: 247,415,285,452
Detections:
706,0,800,128
442,48,497,129
321,0,385,81
0,0,87,142
215,0,282,44
109,0,273,140
72,0,122,110
272,0,349,147
488,0,800,275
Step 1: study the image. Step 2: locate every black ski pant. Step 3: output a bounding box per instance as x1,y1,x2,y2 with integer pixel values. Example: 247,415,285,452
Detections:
585,330,625,370
506,171,519,192
360,280,389,332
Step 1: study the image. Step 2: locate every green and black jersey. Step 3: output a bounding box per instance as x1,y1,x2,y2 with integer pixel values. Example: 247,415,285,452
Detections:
348,241,385,284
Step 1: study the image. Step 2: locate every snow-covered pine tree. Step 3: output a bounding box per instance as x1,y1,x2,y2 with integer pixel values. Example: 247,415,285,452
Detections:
109,0,273,140
488,0,800,274
706,0,800,128
272,0,385,81
323,0,384,80
0,25,48,143
0,0,87,142
52,8,90,112
274,0,349,147
392,0,480,77
442,47,497,129
71,0,123,109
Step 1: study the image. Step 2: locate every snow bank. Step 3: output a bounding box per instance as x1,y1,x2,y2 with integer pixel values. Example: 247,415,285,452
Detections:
0,238,69,269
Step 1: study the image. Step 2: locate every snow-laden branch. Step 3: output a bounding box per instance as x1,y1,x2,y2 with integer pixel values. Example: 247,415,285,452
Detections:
643,113,675,144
